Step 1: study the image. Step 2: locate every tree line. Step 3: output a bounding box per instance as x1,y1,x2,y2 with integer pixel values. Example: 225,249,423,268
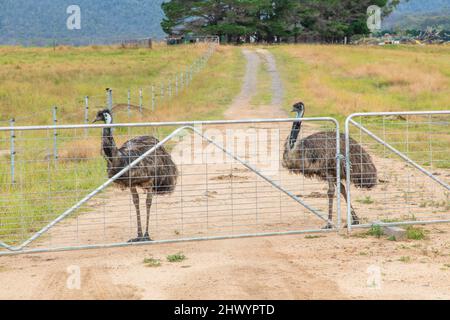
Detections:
161,0,401,43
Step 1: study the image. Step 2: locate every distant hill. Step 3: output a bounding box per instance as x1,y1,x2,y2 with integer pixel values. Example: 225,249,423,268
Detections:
1,0,449,45
0,0,166,45
383,0,450,30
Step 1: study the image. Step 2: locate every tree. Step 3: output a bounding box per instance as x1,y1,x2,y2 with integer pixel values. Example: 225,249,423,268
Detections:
161,0,403,43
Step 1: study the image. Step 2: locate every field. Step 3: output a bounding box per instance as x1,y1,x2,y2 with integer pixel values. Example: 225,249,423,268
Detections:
0,44,244,125
271,45,450,118
0,44,449,300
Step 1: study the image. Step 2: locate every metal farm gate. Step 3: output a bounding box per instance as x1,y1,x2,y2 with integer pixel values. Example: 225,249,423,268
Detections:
1,112,449,255
0,118,341,255
345,111,450,231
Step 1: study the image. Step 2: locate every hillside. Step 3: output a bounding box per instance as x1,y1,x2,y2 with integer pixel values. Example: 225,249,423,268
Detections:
384,0,450,30
0,0,166,45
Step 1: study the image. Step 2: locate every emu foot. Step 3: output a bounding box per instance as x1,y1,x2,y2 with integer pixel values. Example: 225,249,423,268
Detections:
351,216,361,226
343,217,361,228
322,223,334,230
128,234,152,243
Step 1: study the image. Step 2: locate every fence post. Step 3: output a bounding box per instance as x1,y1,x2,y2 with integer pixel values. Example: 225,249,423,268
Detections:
84,96,89,137
151,85,155,112
180,72,184,91
175,75,179,96
10,118,15,185
161,82,165,101
107,89,113,111
139,88,143,113
127,89,131,117
52,106,58,161
168,81,172,98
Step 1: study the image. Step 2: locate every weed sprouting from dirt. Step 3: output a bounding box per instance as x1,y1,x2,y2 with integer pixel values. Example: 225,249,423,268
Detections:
399,256,412,263
406,227,426,240
357,196,375,205
167,253,186,263
305,235,325,239
143,258,162,268
367,225,384,238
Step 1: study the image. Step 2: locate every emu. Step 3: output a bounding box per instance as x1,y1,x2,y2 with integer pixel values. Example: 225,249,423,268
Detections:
282,102,377,228
93,109,178,242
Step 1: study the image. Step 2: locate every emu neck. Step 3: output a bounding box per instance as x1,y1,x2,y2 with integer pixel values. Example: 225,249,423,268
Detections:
289,118,302,150
102,127,118,161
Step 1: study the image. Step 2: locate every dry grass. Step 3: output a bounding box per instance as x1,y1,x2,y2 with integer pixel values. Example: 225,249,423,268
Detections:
59,138,100,162
0,43,213,125
271,44,450,118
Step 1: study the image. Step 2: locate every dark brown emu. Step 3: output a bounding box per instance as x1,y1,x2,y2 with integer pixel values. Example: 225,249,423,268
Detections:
93,109,178,242
282,102,377,228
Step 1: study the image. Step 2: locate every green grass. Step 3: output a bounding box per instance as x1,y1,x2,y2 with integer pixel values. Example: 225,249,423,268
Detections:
167,252,186,263
251,53,272,106
366,225,384,238
406,227,426,240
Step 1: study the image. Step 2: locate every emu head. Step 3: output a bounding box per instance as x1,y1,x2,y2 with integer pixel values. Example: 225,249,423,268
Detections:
93,109,113,124
292,102,305,118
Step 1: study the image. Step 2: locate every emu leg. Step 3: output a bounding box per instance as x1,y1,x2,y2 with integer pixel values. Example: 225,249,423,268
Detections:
340,183,360,225
128,187,144,243
323,179,335,229
144,191,153,241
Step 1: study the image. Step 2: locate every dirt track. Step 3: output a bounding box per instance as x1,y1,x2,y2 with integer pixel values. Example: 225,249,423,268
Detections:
0,49,449,300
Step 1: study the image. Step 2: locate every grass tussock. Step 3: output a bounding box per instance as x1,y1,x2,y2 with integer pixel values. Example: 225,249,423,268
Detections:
406,226,426,240
366,225,385,238
143,257,162,268
167,252,186,263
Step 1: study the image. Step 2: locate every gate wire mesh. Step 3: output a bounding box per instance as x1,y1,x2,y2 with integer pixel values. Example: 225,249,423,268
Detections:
0,118,341,254
345,111,450,231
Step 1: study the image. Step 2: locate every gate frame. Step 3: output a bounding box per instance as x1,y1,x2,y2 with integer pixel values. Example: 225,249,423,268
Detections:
0,117,341,256
345,110,450,232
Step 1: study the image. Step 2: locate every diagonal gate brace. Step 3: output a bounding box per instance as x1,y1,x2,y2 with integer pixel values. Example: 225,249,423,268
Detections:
1,126,333,252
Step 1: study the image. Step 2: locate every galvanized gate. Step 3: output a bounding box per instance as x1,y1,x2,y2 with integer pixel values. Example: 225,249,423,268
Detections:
345,111,450,231
0,117,341,255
